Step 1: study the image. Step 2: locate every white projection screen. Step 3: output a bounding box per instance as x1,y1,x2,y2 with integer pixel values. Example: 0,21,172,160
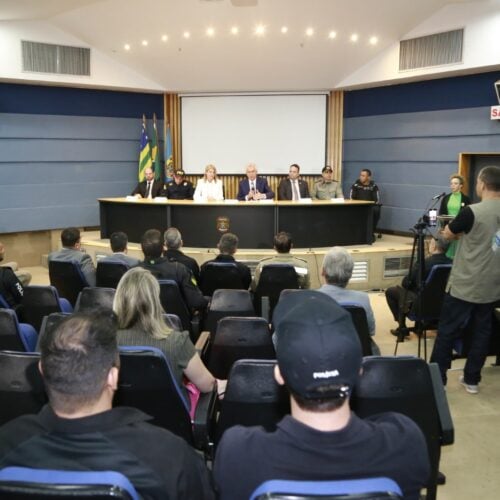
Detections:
180,94,328,175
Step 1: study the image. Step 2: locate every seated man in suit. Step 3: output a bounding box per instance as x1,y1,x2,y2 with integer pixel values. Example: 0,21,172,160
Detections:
278,163,310,201
131,167,165,199
385,235,451,338
163,227,200,283
139,229,208,311
318,246,379,354
236,163,274,201
0,311,215,499
252,231,310,290
48,227,96,286
100,231,140,268
214,292,429,500
199,233,251,290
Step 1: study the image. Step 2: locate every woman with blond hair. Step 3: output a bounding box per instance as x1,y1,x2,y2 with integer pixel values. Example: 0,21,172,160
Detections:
113,267,223,411
439,173,471,258
193,164,224,201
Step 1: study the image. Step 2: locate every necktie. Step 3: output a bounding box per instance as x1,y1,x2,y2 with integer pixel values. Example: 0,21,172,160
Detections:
146,182,152,199
292,180,300,201
250,181,255,192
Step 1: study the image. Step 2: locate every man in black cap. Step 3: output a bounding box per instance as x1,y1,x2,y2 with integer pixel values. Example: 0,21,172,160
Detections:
214,291,429,500
311,165,344,199
165,170,194,199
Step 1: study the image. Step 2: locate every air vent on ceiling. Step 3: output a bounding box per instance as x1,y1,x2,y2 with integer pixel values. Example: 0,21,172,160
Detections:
399,28,463,71
22,40,90,76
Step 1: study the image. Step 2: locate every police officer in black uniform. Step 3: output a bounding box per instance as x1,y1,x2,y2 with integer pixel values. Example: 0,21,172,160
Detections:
165,170,194,200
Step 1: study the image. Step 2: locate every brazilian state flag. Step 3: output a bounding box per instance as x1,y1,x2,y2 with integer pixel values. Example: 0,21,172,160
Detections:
152,114,162,181
138,116,152,181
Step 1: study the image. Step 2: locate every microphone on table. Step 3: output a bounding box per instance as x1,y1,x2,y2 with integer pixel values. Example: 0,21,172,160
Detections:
432,192,446,200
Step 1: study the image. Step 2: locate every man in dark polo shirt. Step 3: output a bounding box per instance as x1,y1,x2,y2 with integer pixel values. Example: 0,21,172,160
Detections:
165,170,194,200
0,311,214,500
214,291,429,500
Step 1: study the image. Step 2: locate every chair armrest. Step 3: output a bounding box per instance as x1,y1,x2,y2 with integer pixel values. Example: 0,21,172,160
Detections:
192,385,218,456
190,311,201,343
261,296,270,323
195,331,211,359
428,362,454,446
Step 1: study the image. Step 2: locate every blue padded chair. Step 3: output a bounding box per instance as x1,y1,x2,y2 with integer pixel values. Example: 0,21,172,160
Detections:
339,303,373,356
0,309,37,352
0,467,139,499
22,286,72,333
250,477,403,500
405,264,452,360
199,262,246,297
96,260,129,289
74,287,115,313
0,351,46,426
0,293,10,309
114,346,217,456
36,312,72,352
48,260,90,307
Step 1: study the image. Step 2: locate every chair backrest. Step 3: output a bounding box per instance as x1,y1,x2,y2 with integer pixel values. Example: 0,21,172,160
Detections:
339,303,373,356
0,310,29,351
157,280,192,332
207,317,275,379
0,293,11,309
200,262,245,296
351,356,454,500
215,359,290,447
96,261,129,289
0,351,47,426
48,260,89,307
204,289,255,335
250,477,403,500
254,265,299,317
22,286,62,333
0,467,139,500
74,287,115,313
114,346,194,445
163,313,183,332
408,265,452,321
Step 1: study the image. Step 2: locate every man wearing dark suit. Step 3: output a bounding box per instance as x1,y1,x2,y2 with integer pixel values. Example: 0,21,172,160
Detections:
131,167,165,199
163,227,200,283
278,164,310,200
236,163,274,201
100,231,140,268
48,227,96,286
385,235,452,337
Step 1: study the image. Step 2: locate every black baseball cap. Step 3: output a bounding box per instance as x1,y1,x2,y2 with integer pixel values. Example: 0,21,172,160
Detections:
322,166,333,173
274,291,362,400
174,170,185,176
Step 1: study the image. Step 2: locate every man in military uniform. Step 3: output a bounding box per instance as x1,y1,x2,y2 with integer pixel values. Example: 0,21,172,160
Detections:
311,166,344,199
165,170,194,199
252,232,310,290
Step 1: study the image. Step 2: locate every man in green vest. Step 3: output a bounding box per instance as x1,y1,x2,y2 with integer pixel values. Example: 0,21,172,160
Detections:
430,166,500,394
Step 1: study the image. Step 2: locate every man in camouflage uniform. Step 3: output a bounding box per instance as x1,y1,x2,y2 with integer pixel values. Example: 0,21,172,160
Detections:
311,166,344,199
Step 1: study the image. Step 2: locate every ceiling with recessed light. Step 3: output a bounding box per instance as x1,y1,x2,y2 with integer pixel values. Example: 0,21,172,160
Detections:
0,0,493,92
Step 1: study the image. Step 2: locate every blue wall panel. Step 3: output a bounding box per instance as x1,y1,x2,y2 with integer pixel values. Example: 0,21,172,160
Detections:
343,72,500,233
0,85,164,233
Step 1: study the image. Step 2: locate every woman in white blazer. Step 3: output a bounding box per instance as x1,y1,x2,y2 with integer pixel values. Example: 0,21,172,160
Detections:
193,164,224,201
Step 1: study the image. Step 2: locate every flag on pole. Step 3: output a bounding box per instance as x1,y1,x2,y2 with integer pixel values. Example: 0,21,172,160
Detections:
138,115,152,181
152,114,162,181
165,121,174,180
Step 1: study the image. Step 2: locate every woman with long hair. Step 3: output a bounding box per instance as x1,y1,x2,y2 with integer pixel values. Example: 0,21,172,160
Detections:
113,267,223,410
193,164,224,201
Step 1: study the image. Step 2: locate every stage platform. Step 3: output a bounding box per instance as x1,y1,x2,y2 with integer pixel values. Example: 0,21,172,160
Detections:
81,231,415,291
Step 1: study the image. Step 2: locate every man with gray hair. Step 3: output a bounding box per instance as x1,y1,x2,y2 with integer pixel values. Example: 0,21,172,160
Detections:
318,246,379,354
163,227,200,283
385,235,451,338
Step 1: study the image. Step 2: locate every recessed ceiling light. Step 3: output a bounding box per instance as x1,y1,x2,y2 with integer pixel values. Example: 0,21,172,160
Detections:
255,24,265,36
124,44,130,51
141,40,148,46
328,31,337,40
369,36,378,45
305,27,314,37
183,31,190,39
231,26,239,35
281,26,288,34
161,35,168,42
350,33,359,42
206,27,215,37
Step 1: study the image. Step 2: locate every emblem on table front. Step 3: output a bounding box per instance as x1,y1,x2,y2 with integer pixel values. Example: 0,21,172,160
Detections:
216,216,230,233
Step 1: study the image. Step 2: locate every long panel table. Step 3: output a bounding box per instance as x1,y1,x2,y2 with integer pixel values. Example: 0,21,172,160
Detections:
98,198,374,248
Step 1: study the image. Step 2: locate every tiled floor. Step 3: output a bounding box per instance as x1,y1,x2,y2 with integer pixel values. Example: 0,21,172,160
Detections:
25,266,500,499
